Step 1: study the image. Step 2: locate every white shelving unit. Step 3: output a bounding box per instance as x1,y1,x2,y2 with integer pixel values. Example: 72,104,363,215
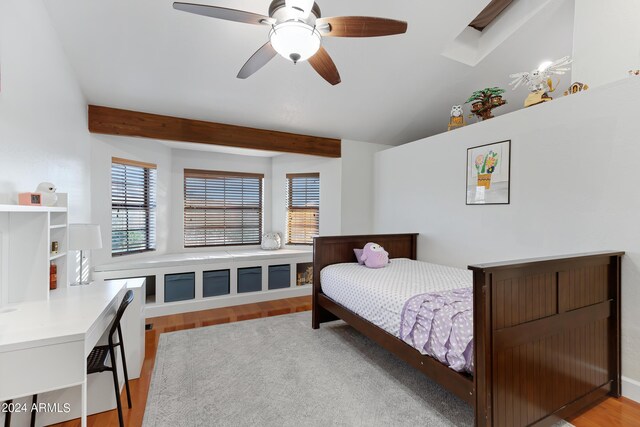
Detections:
0,193,69,304
94,249,313,317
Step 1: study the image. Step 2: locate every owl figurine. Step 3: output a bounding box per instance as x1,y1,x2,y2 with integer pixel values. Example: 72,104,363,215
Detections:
448,105,466,131
36,182,58,207
509,56,572,107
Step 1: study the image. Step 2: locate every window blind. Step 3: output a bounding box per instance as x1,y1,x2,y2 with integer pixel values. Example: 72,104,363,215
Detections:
184,169,264,247
111,158,157,256
287,173,320,245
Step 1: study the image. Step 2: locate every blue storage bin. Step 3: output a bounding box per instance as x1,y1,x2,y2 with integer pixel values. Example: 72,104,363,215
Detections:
164,272,195,302
203,270,230,298
238,267,262,293
268,265,290,290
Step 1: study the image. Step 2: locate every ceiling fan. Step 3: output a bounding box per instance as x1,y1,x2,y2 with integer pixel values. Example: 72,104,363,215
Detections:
173,0,408,85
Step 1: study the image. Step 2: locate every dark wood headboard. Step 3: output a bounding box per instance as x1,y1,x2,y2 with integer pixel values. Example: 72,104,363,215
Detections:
312,233,418,291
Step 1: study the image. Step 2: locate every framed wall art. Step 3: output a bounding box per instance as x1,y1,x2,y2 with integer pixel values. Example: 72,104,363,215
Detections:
466,140,510,205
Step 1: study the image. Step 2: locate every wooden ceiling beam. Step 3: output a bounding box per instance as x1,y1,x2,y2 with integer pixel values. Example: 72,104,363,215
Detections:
88,105,341,158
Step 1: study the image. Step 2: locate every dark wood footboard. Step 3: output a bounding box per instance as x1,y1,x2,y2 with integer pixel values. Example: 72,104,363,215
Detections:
471,251,623,427
312,234,623,427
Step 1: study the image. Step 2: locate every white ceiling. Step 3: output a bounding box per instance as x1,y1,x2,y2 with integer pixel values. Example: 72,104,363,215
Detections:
43,0,575,146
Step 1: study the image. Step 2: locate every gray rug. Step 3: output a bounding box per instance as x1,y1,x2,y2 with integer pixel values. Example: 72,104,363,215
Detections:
143,312,572,427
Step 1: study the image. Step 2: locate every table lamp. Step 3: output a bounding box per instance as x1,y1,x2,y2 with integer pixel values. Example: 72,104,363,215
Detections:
69,224,103,286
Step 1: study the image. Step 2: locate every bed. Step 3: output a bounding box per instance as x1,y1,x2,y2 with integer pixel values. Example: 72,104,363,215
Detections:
312,234,623,427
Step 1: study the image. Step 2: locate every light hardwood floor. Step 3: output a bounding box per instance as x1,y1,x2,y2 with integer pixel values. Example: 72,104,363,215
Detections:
51,296,639,427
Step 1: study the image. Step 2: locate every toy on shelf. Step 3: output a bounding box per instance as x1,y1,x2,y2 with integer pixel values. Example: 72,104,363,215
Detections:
36,182,58,207
465,87,507,121
564,82,589,96
18,192,42,206
509,56,572,107
448,105,467,131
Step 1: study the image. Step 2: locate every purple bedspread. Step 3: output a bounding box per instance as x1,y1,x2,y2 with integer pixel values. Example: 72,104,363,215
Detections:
399,287,474,374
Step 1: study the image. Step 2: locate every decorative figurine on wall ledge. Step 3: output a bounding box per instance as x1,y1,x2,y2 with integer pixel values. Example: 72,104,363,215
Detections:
448,105,466,131
465,87,507,121
564,82,589,96
509,56,572,107
629,70,640,77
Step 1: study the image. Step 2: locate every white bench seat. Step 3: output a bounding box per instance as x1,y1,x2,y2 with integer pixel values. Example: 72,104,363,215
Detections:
94,248,312,272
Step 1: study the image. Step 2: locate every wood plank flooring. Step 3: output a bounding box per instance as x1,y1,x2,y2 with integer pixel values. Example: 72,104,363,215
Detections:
50,296,639,427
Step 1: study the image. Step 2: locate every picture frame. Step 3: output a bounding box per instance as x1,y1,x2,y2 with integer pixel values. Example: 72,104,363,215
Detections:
466,140,511,205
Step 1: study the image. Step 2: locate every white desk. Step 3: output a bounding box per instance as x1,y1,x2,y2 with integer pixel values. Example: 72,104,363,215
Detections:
0,281,126,427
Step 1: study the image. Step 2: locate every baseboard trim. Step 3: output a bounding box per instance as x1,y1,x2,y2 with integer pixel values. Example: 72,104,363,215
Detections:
622,376,640,403
144,286,311,318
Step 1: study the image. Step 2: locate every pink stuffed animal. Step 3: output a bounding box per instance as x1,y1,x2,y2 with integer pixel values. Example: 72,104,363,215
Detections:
360,242,389,268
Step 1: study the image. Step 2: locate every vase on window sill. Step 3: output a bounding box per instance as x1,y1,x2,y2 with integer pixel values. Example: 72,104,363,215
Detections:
261,233,282,250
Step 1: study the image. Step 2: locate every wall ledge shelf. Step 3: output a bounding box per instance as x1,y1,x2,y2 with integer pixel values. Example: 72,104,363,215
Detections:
50,224,67,229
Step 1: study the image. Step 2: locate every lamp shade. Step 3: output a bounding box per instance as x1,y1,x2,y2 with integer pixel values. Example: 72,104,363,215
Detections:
69,224,103,251
269,21,321,63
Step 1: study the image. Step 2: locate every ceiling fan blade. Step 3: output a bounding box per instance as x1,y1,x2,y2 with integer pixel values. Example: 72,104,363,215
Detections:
316,16,408,37
237,42,278,79
173,2,274,26
308,47,341,86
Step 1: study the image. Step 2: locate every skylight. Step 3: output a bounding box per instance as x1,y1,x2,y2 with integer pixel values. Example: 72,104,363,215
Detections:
469,0,514,31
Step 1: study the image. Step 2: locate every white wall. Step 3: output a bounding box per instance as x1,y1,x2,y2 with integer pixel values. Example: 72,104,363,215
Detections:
341,140,391,235
272,153,342,244
168,148,272,252
0,0,92,423
373,78,640,389
0,0,90,222
573,0,640,88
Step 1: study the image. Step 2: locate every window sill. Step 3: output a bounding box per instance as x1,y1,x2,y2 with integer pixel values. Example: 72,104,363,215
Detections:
112,249,156,257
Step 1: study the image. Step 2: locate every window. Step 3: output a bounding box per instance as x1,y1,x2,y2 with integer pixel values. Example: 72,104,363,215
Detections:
111,158,157,256
184,169,264,247
287,173,319,245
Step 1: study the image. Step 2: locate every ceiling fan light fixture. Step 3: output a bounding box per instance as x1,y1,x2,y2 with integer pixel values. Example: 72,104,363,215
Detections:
285,0,315,19
269,21,321,63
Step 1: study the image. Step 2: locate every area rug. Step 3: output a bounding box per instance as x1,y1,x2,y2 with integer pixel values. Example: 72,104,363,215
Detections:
143,312,573,427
